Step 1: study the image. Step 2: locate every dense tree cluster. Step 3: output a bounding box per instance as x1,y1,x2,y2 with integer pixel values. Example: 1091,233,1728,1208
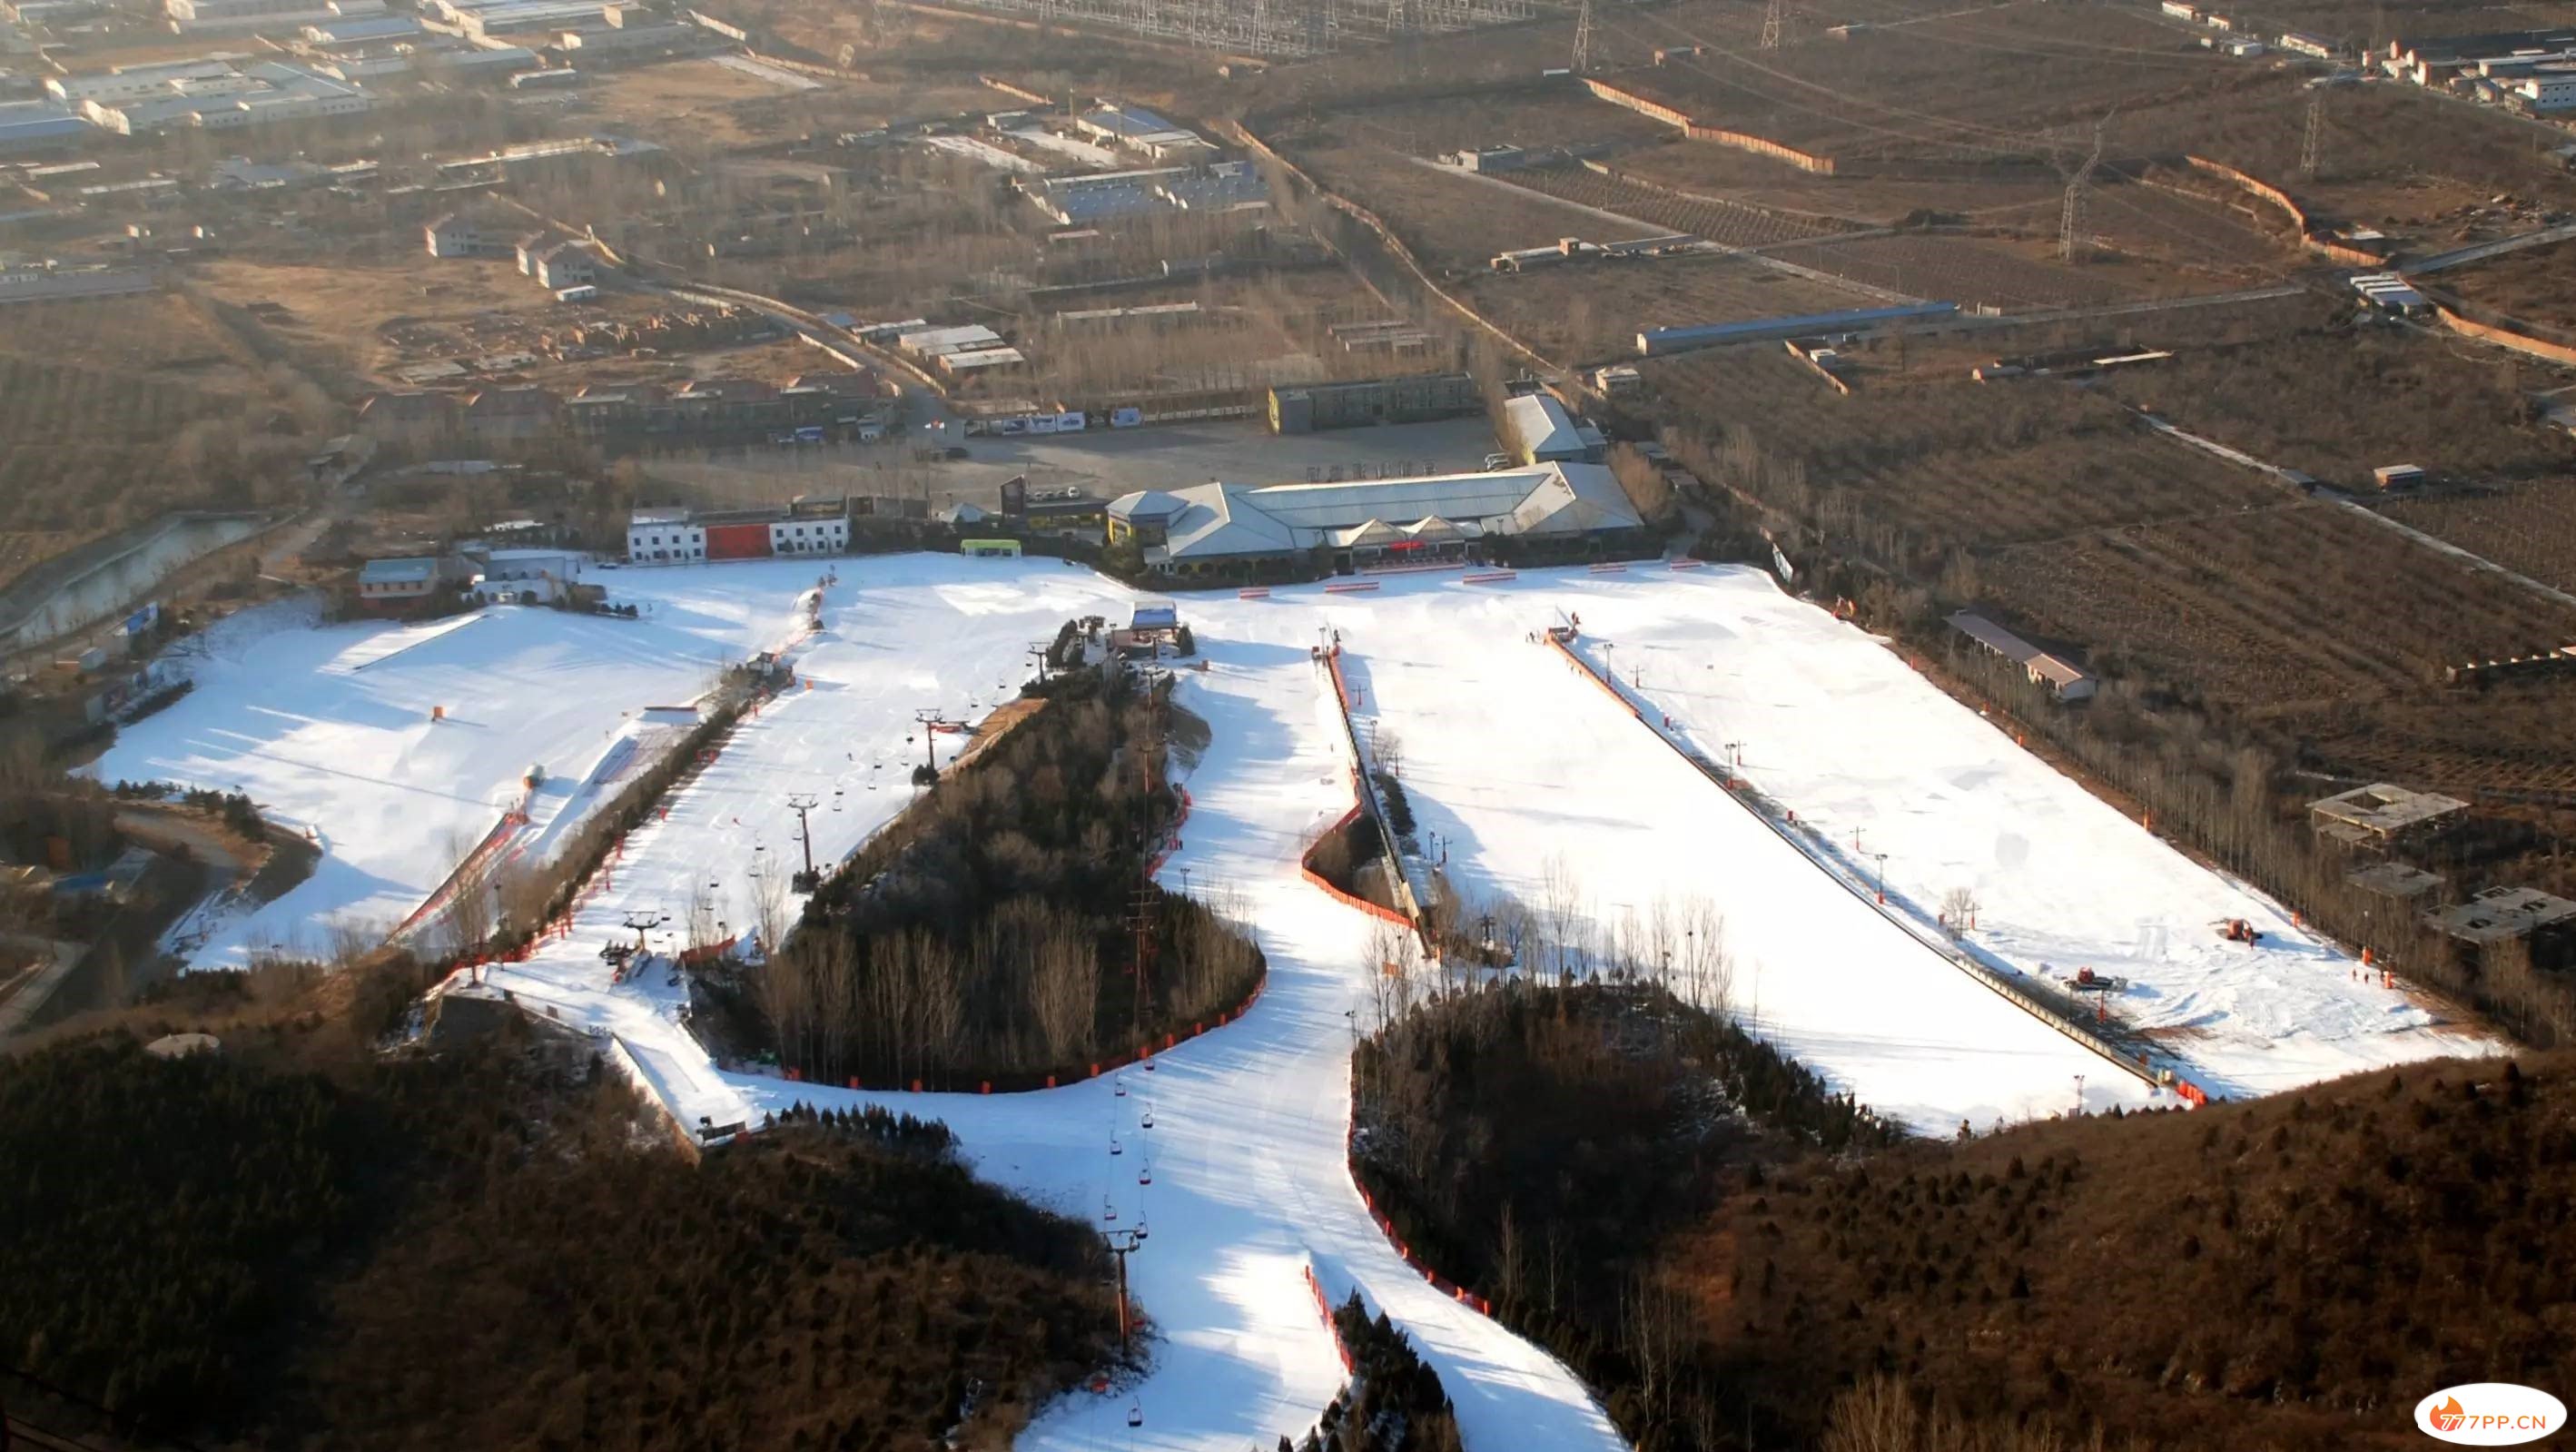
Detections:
1350,981,1898,1450
1732,1054,2576,1450
0,1038,371,1431
0,1008,1118,1451
1301,1292,1466,1452
750,663,1261,1087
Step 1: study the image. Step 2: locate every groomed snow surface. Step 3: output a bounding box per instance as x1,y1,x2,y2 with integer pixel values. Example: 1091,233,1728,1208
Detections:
106,556,2498,1449
94,570,826,966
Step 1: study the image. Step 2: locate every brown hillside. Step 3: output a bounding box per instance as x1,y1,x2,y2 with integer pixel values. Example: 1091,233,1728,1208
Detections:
1709,1053,2576,1449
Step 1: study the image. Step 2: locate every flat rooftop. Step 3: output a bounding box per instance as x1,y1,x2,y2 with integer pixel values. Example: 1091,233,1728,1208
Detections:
2432,885,2576,943
2310,782,2470,844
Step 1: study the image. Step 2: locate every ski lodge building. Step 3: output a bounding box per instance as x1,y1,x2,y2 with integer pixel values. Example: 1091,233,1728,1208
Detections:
626,499,851,563
1103,462,1641,576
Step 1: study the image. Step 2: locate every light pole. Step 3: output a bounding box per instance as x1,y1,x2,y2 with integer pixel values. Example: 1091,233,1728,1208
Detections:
1871,852,1890,905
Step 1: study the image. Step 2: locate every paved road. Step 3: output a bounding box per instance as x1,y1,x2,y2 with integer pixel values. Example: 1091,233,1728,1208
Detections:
2403,222,2576,276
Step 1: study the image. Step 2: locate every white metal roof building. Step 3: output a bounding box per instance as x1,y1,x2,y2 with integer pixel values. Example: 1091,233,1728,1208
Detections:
895,322,1002,357
1106,463,1643,574
1503,392,1600,464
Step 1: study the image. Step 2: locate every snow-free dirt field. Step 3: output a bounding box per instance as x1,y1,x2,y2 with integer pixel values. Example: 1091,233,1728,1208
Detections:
107,554,2498,1449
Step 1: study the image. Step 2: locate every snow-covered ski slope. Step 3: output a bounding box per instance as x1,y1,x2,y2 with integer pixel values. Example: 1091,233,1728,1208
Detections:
476,560,1628,1451
92,569,827,966
1525,570,2494,1099
1337,626,2150,1131
117,555,2495,1448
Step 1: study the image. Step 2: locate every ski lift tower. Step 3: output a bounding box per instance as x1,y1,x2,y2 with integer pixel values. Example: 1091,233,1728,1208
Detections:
785,792,821,892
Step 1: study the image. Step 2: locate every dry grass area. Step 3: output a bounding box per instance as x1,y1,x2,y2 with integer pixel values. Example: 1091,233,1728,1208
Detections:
1497,162,1861,248
0,290,262,397
576,58,826,149
1770,232,2132,309
1607,141,2067,224
1278,133,1659,269
1464,253,1871,361
0,291,280,548
1012,269,1404,399
193,257,683,388
2111,77,2576,227
2243,0,2576,42
590,58,1006,147
1305,86,1675,160
1600,6,2253,165
2430,237,2576,340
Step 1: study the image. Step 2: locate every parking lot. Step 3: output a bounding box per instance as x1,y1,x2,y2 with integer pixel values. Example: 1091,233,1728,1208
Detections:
650,415,1508,516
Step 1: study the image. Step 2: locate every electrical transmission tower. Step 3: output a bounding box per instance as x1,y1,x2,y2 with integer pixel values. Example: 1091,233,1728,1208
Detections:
2059,116,2105,262
2300,90,2325,180
1760,0,1783,49
1571,0,1594,72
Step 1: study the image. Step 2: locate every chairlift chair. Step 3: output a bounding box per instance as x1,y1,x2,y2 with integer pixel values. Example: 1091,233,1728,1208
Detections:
1127,1402,1143,1428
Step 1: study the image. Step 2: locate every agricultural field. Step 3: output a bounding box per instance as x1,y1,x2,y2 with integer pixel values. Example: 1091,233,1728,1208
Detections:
0,290,262,398
2245,0,2576,39
1494,162,1860,249
1604,141,2067,226
1278,133,1659,270
2380,481,2576,597
1009,269,1410,400
2427,237,2576,341
1301,86,1674,163
2107,76,2576,229
1766,232,2143,309
1979,500,2576,807
1461,252,1871,361
1593,6,2255,167
1854,289,2328,381
1640,344,2284,551
0,293,281,557
579,57,1004,150
2090,317,2576,488
1987,503,2575,710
